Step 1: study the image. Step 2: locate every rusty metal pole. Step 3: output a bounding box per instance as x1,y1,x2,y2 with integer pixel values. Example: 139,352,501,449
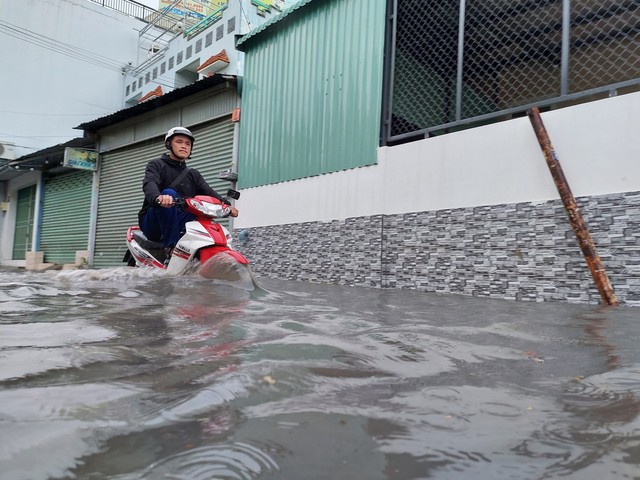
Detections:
527,107,618,306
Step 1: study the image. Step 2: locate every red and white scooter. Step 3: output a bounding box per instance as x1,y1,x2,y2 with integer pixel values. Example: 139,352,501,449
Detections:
125,190,254,288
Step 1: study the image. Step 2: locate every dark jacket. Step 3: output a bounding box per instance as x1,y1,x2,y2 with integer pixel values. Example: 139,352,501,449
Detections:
138,153,223,224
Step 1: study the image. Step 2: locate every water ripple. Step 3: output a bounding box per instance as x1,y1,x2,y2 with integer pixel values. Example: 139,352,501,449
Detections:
144,377,250,426
0,321,117,348
2,271,640,479
132,442,279,480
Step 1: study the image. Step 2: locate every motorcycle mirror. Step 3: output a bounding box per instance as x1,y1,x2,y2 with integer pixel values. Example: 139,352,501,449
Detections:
226,189,240,200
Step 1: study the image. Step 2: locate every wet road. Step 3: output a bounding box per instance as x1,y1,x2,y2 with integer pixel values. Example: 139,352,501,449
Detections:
1,267,639,480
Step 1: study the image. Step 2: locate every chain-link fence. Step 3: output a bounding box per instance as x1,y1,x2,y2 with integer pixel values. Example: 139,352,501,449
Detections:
384,0,640,143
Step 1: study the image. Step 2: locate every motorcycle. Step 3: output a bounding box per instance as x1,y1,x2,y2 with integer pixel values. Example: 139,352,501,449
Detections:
124,189,255,289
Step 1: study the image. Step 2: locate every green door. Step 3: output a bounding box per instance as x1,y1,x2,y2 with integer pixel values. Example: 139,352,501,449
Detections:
12,184,37,260
40,171,93,264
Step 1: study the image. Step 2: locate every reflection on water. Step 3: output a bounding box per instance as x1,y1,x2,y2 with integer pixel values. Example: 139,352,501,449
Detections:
1,267,640,480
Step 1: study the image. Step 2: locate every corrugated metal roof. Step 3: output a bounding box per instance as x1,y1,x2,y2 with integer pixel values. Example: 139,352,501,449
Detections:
14,137,94,165
75,74,234,132
0,137,95,181
236,0,317,49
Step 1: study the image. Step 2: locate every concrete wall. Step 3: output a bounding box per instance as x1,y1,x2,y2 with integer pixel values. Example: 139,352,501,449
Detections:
235,92,640,227
0,0,144,157
235,190,640,305
233,93,640,305
123,0,289,104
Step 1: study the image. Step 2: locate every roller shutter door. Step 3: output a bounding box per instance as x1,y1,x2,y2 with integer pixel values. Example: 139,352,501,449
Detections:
189,118,235,199
40,170,93,264
93,138,162,268
93,116,234,268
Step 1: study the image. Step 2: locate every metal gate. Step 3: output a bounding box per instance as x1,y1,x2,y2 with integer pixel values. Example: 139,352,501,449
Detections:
40,170,93,264
93,116,234,268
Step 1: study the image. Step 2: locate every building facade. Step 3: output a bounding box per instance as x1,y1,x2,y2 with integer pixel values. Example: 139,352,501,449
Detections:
0,0,284,267
232,0,640,305
0,0,145,266
2,0,639,306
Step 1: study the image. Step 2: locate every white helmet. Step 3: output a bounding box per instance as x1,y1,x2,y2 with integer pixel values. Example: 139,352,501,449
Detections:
165,126,195,150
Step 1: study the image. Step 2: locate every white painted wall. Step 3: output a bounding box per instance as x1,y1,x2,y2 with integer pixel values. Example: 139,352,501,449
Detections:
0,0,144,157
234,92,640,228
124,0,290,103
0,0,145,263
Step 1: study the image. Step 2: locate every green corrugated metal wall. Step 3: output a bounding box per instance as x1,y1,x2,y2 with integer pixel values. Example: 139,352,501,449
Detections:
238,0,387,188
40,170,93,264
93,117,234,268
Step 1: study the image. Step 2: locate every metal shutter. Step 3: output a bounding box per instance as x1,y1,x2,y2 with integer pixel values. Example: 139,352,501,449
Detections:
40,170,93,264
93,116,234,268
189,118,235,199
93,138,162,268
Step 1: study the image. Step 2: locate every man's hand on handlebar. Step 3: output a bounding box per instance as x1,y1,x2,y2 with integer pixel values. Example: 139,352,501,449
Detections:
156,195,174,207
156,195,238,216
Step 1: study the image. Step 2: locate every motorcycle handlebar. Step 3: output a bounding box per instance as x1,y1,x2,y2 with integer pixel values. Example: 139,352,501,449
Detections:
156,197,185,207
157,197,230,207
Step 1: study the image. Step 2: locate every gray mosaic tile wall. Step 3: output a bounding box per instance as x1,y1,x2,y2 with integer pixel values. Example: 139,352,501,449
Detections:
234,191,640,305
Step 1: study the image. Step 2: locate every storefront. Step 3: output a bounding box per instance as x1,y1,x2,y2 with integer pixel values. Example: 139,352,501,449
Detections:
77,75,240,267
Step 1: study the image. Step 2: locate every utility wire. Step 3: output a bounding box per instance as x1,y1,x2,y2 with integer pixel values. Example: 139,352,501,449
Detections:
5,144,41,151
0,109,108,117
0,132,76,139
0,18,127,72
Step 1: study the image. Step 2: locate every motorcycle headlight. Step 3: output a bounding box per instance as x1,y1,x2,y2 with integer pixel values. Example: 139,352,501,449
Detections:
188,199,229,218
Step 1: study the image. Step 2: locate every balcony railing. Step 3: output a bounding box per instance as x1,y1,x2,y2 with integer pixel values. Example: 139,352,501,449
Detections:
87,0,157,21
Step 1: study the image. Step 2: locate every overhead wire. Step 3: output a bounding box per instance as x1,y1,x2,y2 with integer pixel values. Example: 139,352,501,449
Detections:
0,132,78,139
0,109,107,117
238,0,254,31
0,18,177,114
0,3,246,118
0,7,183,152
0,18,126,72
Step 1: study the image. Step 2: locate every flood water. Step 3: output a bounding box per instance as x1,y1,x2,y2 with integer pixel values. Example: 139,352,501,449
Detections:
1,267,640,480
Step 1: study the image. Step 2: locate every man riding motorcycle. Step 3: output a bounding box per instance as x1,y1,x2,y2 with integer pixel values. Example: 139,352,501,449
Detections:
138,127,239,262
